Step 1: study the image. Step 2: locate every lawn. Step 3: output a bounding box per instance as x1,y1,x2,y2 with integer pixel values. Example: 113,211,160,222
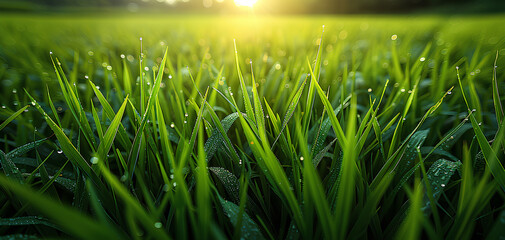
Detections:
1,13,505,239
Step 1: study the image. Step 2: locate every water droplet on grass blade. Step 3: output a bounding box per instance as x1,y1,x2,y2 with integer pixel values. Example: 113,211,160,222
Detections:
90,157,99,164
154,222,162,228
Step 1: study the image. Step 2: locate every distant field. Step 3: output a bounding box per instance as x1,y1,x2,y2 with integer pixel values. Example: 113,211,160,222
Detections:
0,14,505,239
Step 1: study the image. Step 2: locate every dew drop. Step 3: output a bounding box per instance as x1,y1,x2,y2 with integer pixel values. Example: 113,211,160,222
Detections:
120,54,125,59
368,88,372,92
90,157,99,164
12,89,17,94
57,150,63,154
447,91,452,95
170,123,175,128
420,57,426,62
107,66,112,71
154,222,162,229
391,34,398,40
300,156,304,161
441,183,446,187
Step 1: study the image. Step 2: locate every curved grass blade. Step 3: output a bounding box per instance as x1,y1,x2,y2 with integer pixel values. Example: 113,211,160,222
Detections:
218,194,265,240
25,91,114,210
393,129,429,176
311,66,347,149
127,48,168,184
234,40,255,126
97,96,129,164
272,74,308,148
98,163,171,240
312,138,337,168
394,186,424,240
457,67,505,191
421,159,461,215
311,95,350,157
0,175,123,240
6,137,49,159
50,57,96,151
0,150,24,184
0,105,29,132
237,110,305,236
209,167,240,203
492,52,504,125
0,216,59,230
204,112,240,162
89,80,132,151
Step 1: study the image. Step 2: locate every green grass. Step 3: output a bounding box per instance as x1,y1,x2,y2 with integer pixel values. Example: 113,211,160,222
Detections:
1,13,505,239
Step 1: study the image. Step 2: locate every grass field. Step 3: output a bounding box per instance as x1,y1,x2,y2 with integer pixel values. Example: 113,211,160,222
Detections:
1,13,505,239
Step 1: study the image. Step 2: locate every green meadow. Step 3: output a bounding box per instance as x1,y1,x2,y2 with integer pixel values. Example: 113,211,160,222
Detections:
1,13,505,239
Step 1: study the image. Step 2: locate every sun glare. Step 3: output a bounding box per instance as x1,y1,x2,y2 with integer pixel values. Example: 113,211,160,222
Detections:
234,0,257,8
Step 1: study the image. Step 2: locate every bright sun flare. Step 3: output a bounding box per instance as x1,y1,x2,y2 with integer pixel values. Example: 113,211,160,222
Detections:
234,0,257,8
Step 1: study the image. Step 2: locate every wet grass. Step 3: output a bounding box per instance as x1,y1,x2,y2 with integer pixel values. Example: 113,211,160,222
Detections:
0,13,505,239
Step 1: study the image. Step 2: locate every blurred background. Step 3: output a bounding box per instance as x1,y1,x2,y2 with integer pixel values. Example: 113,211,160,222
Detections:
0,0,504,14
